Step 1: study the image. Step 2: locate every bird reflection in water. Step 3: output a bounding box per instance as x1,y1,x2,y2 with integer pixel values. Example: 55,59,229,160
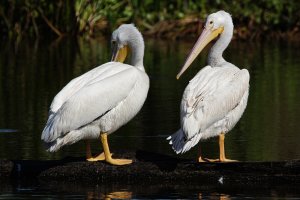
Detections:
87,191,132,200
198,193,231,200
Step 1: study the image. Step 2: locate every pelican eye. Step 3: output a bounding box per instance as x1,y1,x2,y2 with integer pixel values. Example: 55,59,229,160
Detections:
209,21,213,25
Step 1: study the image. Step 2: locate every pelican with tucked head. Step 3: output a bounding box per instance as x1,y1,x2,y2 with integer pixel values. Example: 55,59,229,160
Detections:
167,11,250,162
41,24,149,165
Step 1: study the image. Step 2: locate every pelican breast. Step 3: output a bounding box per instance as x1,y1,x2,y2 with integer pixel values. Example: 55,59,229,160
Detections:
180,65,250,141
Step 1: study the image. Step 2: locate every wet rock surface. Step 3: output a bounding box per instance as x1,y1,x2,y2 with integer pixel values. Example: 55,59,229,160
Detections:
1,150,300,184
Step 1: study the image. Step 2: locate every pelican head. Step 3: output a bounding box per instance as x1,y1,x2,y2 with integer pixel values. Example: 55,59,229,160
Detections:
177,10,233,79
111,24,144,67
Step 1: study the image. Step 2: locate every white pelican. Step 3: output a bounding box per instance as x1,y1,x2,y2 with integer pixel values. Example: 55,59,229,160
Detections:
41,24,149,165
167,11,250,162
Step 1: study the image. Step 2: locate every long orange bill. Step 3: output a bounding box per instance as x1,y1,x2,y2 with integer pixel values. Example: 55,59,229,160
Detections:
111,45,128,63
176,27,224,79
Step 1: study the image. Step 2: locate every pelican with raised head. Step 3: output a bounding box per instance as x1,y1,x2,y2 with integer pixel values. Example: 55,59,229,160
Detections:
41,24,149,165
167,11,250,162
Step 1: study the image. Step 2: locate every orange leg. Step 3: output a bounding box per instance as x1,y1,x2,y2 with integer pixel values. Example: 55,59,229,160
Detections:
219,133,236,162
86,140,92,160
198,144,206,162
101,133,132,165
86,140,107,162
206,132,237,162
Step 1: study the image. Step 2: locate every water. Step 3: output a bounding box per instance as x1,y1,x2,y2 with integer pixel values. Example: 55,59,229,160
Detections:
0,184,299,200
0,37,300,199
2,179,300,199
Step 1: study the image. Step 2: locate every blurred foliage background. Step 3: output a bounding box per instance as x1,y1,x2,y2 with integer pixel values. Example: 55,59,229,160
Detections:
0,0,300,40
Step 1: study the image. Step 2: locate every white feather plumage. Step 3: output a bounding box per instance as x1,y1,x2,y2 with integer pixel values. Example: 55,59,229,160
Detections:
167,11,250,154
42,24,149,152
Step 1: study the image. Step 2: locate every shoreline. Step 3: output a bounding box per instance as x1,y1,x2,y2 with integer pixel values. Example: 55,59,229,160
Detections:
3,16,300,42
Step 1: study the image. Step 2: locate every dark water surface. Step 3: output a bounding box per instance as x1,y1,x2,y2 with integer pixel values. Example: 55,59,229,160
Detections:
2,180,300,199
0,37,300,199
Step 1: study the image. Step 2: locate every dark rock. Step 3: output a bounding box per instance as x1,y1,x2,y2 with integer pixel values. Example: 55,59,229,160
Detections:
1,151,300,185
38,151,300,184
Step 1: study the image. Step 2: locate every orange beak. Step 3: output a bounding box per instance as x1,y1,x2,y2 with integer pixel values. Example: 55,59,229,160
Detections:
176,26,224,79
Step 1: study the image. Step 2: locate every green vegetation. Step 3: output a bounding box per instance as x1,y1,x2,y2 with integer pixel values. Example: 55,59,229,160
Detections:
0,0,300,39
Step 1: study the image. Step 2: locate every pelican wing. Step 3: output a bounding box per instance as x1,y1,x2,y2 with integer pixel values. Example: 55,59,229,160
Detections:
50,62,129,113
42,62,139,142
181,66,249,140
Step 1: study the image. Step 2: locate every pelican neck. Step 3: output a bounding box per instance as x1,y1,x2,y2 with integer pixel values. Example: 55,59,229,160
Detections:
128,36,145,70
207,26,233,67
